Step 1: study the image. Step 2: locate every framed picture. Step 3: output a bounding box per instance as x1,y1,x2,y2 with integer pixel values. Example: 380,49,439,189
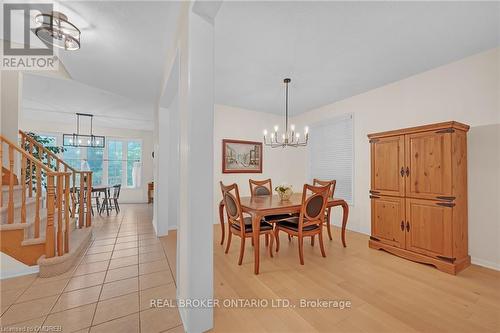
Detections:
222,139,263,174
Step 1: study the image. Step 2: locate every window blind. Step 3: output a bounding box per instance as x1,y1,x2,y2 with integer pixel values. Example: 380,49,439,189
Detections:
308,114,353,204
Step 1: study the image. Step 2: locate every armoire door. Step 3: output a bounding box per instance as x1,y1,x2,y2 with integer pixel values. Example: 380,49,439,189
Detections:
405,130,452,200
405,198,453,259
371,196,405,248
370,135,405,197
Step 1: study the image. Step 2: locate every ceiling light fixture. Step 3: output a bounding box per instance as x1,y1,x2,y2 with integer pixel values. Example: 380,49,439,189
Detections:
63,113,105,148
263,78,308,148
34,11,81,51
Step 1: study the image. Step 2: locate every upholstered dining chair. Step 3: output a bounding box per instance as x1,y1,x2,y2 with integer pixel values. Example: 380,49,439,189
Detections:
274,183,330,265
220,182,274,265
313,179,337,241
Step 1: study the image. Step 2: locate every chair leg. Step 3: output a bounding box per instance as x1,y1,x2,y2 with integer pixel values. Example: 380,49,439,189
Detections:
298,235,304,265
268,233,274,258
225,230,232,254
265,234,269,246
288,235,292,242
311,235,315,246
326,212,333,240
274,228,280,252
319,231,326,257
114,199,120,213
238,237,246,265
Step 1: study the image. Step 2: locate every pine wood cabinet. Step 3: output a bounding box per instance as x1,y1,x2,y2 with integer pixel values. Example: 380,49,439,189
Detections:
368,121,470,274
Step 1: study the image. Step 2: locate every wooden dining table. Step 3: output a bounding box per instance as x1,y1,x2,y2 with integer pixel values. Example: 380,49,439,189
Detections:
218,193,349,274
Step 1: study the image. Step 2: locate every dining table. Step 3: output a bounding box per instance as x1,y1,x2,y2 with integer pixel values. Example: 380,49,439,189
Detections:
218,193,349,274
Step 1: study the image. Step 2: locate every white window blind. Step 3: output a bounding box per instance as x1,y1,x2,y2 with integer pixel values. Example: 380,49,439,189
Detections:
308,114,353,204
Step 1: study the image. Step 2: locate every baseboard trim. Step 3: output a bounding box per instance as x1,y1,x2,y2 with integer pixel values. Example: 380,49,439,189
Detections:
471,257,500,271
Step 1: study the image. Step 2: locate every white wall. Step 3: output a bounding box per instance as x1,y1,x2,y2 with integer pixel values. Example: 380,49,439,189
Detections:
19,119,154,204
292,47,500,269
213,104,305,221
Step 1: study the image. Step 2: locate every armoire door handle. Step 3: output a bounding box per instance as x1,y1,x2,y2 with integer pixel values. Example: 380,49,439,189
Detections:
406,221,410,232
400,221,404,231
400,167,405,177
405,167,410,177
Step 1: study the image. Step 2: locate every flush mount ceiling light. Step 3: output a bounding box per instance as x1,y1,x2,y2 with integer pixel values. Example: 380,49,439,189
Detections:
34,11,81,51
63,113,105,148
263,78,308,148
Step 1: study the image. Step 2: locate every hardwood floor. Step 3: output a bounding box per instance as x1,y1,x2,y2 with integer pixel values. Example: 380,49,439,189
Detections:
163,223,500,333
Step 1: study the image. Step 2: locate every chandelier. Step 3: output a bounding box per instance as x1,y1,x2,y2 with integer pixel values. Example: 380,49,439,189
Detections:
34,11,81,51
263,78,308,148
63,113,105,148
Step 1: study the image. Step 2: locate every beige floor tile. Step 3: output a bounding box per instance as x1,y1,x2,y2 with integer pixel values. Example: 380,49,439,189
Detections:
139,238,161,246
32,270,74,286
65,271,106,292
100,277,138,301
1,289,25,314
51,286,101,313
162,325,184,333
16,279,67,303
44,303,96,332
74,261,110,277
0,315,46,332
139,283,176,311
139,271,174,291
86,245,114,255
94,234,117,240
105,265,138,283
138,234,157,240
138,244,164,254
92,293,139,325
0,274,37,292
139,251,165,264
73,329,90,333
1,295,57,325
113,241,138,251
83,252,112,264
91,238,116,247
112,248,138,259
116,236,138,243
89,312,139,333
140,306,182,333
139,259,170,275
108,256,138,270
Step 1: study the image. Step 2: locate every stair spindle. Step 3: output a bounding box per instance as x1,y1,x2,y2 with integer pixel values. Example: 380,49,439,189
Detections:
46,174,55,258
64,173,70,253
86,172,92,227
34,166,41,238
57,174,63,256
79,173,84,228
21,155,26,223
8,146,14,224
28,141,33,197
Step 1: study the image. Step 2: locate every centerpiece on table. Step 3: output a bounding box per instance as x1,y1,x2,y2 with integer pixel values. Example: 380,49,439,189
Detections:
275,184,293,201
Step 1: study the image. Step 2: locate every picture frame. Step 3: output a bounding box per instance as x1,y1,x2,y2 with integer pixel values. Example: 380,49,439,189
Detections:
222,139,263,174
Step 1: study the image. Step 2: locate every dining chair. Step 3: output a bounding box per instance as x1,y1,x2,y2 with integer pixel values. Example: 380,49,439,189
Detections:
274,183,330,265
313,179,337,241
220,182,274,265
112,184,121,213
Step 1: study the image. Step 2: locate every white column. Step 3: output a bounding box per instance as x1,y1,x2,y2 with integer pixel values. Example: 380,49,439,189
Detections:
176,5,217,332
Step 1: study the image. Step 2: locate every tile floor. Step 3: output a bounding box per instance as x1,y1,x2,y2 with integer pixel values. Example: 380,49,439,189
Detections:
0,204,183,333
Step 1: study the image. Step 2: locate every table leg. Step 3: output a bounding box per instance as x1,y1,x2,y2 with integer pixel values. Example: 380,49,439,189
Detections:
219,201,225,245
341,201,349,248
252,213,261,274
105,189,110,216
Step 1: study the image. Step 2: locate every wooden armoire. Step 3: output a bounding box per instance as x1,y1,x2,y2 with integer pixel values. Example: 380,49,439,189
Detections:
368,121,470,274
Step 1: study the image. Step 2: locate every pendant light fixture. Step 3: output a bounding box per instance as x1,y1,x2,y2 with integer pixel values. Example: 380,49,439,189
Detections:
63,113,105,148
34,11,81,51
263,78,308,148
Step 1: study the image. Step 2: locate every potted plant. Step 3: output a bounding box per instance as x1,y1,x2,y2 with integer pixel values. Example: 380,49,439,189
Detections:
275,184,293,201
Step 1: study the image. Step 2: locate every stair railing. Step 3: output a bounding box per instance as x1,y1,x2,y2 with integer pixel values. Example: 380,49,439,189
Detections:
19,130,92,228
1,134,72,257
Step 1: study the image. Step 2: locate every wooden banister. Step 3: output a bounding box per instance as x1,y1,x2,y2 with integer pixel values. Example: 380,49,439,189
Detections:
1,134,78,261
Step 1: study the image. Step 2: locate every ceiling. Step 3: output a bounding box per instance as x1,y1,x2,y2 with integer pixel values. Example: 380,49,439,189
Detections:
215,1,500,115
20,1,180,130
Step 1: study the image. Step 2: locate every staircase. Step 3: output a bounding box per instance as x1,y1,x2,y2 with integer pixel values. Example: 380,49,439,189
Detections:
0,132,93,276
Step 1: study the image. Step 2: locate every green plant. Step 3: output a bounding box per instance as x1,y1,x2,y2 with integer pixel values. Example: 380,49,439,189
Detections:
22,132,66,189
275,184,292,193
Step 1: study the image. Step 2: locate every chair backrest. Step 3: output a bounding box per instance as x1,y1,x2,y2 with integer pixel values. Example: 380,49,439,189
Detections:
220,182,245,230
249,178,272,196
113,184,121,199
313,179,336,198
297,183,330,231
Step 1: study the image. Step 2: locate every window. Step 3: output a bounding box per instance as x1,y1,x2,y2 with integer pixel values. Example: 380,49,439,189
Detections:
87,148,104,185
127,141,141,187
108,140,123,186
308,114,353,204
